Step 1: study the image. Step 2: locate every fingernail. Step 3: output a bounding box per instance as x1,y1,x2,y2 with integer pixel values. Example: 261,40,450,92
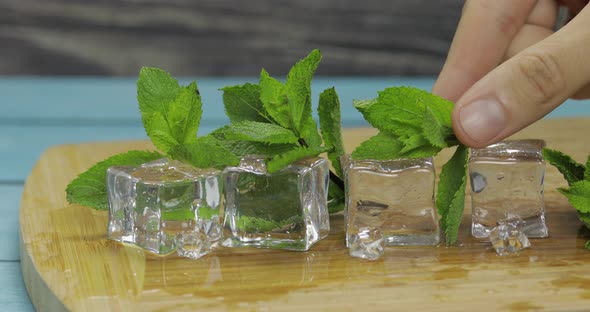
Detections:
459,99,506,144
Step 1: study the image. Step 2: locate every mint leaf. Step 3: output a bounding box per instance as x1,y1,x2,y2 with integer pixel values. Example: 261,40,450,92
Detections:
351,132,403,160
400,134,431,154
168,135,239,169
436,145,469,245
580,212,590,229
318,87,345,176
137,67,202,153
66,150,164,210
353,99,422,138
423,104,453,148
558,180,590,213
286,49,321,134
543,148,584,186
267,146,330,173
221,83,271,123
585,155,590,182
259,69,291,128
162,208,195,221
376,87,426,127
402,143,441,158
167,82,202,145
217,121,299,144
137,67,180,116
301,116,323,148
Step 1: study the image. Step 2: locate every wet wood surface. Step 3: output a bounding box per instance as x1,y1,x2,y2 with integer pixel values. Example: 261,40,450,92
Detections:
20,119,590,311
0,0,462,76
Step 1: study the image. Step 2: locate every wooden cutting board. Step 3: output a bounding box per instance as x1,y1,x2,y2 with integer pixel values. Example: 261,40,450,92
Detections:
20,119,590,311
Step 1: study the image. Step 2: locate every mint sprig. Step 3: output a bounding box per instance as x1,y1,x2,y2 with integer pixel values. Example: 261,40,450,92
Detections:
351,86,467,245
67,67,238,210
219,49,346,211
544,148,590,249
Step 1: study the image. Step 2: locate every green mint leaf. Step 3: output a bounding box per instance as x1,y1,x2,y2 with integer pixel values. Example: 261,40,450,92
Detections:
579,212,590,229
167,82,202,145
436,145,469,245
221,83,271,123
351,132,403,160
328,180,345,213
216,121,299,144
267,146,330,173
423,103,453,148
301,116,323,148
286,49,321,134
162,208,195,221
543,148,584,186
137,67,202,153
137,67,180,116
259,69,291,128
168,135,240,169
318,87,345,176
400,134,431,154
376,87,426,126
402,143,441,159
558,180,590,213
585,155,590,182
353,99,422,138
66,150,164,210
236,215,302,233
210,129,298,157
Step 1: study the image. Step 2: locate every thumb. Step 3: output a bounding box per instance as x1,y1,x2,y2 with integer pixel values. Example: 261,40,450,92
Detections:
452,6,590,148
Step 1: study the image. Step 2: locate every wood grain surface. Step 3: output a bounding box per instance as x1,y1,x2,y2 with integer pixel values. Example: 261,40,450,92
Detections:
20,119,590,311
0,0,462,76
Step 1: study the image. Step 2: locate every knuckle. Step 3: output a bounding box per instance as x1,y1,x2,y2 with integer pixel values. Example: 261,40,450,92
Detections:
479,0,522,37
516,52,566,101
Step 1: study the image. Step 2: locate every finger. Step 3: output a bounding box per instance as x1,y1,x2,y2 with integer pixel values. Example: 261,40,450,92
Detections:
504,24,554,60
527,0,558,28
432,0,538,102
452,5,590,148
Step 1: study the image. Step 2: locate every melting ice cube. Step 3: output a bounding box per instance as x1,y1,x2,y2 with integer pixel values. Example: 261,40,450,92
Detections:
349,227,384,261
489,224,531,256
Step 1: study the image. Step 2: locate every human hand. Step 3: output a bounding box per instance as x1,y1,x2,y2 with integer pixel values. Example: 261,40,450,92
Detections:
433,0,590,148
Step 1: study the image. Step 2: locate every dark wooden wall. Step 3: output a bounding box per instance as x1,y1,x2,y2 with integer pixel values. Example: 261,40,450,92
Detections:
0,0,463,76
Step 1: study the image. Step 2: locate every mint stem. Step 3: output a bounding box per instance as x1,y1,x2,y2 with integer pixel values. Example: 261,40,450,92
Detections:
330,170,344,190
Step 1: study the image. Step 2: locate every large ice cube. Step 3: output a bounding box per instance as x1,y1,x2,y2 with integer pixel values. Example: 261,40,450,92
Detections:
107,158,223,256
469,140,548,238
343,155,440,246
223,156,330,251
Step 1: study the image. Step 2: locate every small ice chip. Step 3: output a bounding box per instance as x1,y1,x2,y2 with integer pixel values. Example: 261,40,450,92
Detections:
470,172,487,193
489,224,531,256
176,230,212,260
349,227,384,261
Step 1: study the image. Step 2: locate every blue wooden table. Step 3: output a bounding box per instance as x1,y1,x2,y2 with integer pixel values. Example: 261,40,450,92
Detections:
2,77,590,311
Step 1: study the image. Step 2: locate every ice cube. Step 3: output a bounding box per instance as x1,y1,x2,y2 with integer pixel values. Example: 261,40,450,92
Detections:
106,158,222,256
348,227,384,261
176,230,212,259
343,155,440,246
489,224,531,256
469,140,548,239
223,156,330,251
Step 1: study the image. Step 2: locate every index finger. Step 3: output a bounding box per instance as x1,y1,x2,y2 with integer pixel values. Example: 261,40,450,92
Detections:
432,0,538,102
